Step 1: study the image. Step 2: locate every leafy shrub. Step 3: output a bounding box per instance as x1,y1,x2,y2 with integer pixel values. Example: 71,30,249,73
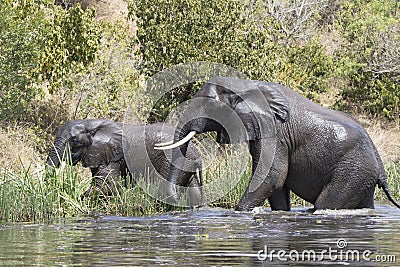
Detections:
0,0,101,121
129,0,333,110
0,0,48,119
37,3,101,92
335,0,400,120
66,21,141,122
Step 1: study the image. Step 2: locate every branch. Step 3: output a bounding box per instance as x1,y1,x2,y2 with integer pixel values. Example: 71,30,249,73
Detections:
364,24,400,80
266,0,328,44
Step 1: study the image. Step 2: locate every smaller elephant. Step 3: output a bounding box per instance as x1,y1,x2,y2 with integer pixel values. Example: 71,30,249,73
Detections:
47,119,203,206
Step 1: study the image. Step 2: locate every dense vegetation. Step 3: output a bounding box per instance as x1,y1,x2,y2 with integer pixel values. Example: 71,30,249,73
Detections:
131,0,400,119
0,0,399,222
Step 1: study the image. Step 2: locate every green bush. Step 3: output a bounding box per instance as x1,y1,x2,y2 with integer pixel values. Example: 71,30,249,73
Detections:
0,0,48,119
129,0,333,107
37,3,101,92
335,0,400,120
0,0,101,121
66,21,141,121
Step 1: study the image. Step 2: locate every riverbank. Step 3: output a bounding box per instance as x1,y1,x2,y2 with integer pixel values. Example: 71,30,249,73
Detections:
1,122,399,223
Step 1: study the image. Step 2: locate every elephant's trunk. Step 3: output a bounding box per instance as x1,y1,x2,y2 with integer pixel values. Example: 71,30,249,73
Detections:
46,136,69,169
165,124,194,204
235,137,277,211
249,138,276,192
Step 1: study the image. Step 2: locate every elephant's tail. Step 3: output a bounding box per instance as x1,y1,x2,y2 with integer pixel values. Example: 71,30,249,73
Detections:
378,176,400,209
371,141,400,209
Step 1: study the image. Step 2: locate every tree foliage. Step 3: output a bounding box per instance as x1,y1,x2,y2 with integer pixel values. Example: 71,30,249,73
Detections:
336,0,400,119
38,4,101,91
1,0,399,156
0,0,101,120
69,22,140,121
0,0,48,119
131,0,400,121
129,0,333,112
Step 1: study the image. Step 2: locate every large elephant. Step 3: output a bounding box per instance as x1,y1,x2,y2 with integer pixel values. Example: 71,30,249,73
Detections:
156,77,400,211
47,119,203,206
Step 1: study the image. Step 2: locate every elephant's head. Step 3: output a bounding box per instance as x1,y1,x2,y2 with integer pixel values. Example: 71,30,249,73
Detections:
156,77,290,204
47,119,123,170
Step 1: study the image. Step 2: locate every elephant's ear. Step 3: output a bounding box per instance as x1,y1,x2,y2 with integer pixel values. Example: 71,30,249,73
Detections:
81,120,124,168
257,82,290,122
216,80,290,143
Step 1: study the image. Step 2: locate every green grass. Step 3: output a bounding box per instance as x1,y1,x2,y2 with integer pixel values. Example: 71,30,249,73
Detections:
0,161,174,223
375,161,400,203
1,157,399,223
0,162,88,222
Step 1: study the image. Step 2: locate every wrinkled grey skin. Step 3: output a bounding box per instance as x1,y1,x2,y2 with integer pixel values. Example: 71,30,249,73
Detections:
47,119,202,204
166,77,400,211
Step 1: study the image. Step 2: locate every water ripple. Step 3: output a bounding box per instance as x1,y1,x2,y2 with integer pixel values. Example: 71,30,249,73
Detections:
1,205,399,266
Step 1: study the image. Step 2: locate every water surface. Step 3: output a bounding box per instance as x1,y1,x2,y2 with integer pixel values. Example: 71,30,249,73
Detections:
1,205,400,266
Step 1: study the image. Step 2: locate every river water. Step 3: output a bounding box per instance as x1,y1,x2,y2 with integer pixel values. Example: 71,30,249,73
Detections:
1,205,400,266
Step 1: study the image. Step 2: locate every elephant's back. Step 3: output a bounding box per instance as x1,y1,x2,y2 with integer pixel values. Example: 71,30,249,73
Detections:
123,122,201,178
122,123,172,174
144,123,202,172
145,123,175,144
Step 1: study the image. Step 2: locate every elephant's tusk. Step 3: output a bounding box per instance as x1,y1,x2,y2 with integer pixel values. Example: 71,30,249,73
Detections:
154,131,196,150
154,140,174,147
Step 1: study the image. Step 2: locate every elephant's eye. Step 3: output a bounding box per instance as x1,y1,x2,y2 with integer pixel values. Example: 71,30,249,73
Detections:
70,136,85,147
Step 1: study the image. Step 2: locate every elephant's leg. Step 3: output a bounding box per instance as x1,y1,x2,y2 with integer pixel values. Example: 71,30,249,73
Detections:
314,165,377,210
236,141,289,211
268,185,290,211
85,162,122,197
235,165,288,211
357,185,375,209
178,171,204,207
